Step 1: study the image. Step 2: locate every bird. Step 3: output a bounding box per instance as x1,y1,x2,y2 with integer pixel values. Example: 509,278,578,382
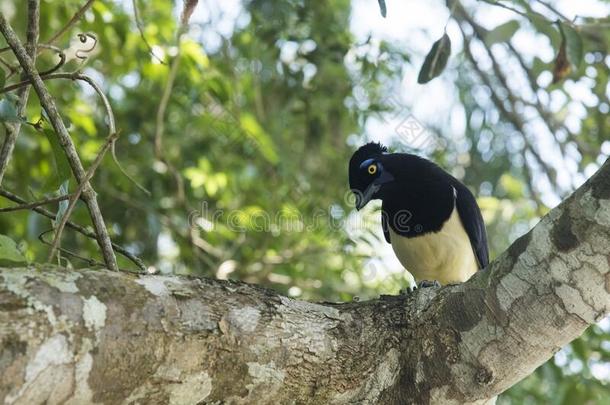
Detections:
348,142,489,287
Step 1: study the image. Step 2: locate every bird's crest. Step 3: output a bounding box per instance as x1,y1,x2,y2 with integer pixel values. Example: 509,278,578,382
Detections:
350,142,387,166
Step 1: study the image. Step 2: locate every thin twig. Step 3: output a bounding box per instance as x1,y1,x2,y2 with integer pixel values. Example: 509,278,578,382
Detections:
0,188,146,271
152,53,186,202
154,45,182,158
504,41,593,157
0,12,119,271
0,192,71,212
48,131,119,262
154,52,185,202
0,43,65,78
454,4,560,192
0,0,40,186
477,0,530,19
73,33,97,59
1,72,64,94
459,29,545,208
45,0,96,45
37,44,66,75
152,2,197,204
45,72,118,261
39,228,105,267
0,55,15,73
111,143,151,195
132,0,167,64
0,71,151,195
536,0,571,23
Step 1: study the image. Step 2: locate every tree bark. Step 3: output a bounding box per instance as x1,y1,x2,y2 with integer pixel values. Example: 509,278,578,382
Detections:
0,158,609,405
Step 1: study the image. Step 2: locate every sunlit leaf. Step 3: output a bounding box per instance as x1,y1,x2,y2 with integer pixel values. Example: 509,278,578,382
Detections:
559,22,583,69
182,39,209,68
43,128,72,185
55,180,70,225
0,234,27,265
417,33,451,84
0,97,20,123
499,173,525,198
377,0,387,18
239,113,279,164
484,20,520,45
523,6,561,47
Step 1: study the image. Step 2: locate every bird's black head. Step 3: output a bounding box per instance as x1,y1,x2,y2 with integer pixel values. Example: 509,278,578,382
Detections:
349,142,395,210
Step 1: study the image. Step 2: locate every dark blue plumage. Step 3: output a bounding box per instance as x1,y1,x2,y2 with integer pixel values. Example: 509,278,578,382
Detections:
349,142,489,284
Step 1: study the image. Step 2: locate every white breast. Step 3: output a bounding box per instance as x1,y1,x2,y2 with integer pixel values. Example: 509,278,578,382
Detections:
389,207,479,285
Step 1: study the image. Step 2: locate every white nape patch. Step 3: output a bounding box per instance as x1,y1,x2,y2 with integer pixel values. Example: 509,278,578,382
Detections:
226,306,261,333
82,295,107,333
25,334,73,382
136,276,177,296
167,372,212,405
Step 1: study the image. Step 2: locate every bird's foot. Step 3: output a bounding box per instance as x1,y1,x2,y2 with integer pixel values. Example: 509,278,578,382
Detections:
417,279,441,289
399,284,417,295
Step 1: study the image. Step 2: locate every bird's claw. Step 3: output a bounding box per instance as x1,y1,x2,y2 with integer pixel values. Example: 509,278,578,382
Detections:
417,279,441,289
399,280,441,296
399,284,417,295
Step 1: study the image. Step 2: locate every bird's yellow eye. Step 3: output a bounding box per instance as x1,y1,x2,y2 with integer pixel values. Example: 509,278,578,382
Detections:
368,164,377,175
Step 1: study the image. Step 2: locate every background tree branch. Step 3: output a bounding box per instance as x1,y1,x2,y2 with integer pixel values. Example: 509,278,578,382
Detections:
0,0,39,185
0,13,119,271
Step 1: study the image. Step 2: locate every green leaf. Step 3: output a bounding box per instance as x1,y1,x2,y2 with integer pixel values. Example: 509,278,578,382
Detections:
43,128,72,184
522,5,561,47
0,98,20,123
0,234,27,265
559,22,583,69
417,33,451,84
377,0,387,18
55,180,70,225
239,113,279,164
484,20,520,46
0,68,5,90
499,173,524,198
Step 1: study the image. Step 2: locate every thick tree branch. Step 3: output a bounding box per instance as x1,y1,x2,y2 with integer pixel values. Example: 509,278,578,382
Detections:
0,157,608,403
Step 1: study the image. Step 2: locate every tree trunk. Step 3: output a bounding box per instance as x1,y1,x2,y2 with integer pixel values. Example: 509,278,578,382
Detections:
0,159,609,404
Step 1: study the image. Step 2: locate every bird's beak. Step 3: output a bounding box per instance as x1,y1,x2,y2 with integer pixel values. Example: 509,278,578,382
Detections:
354,169,395,210
355,183,380,210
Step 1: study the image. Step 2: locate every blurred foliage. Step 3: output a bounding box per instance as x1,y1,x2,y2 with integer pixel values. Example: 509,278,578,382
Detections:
0,0,609,402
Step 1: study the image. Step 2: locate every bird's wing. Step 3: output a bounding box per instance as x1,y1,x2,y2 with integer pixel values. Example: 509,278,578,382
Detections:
381,210,391,243
454,183,489,269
